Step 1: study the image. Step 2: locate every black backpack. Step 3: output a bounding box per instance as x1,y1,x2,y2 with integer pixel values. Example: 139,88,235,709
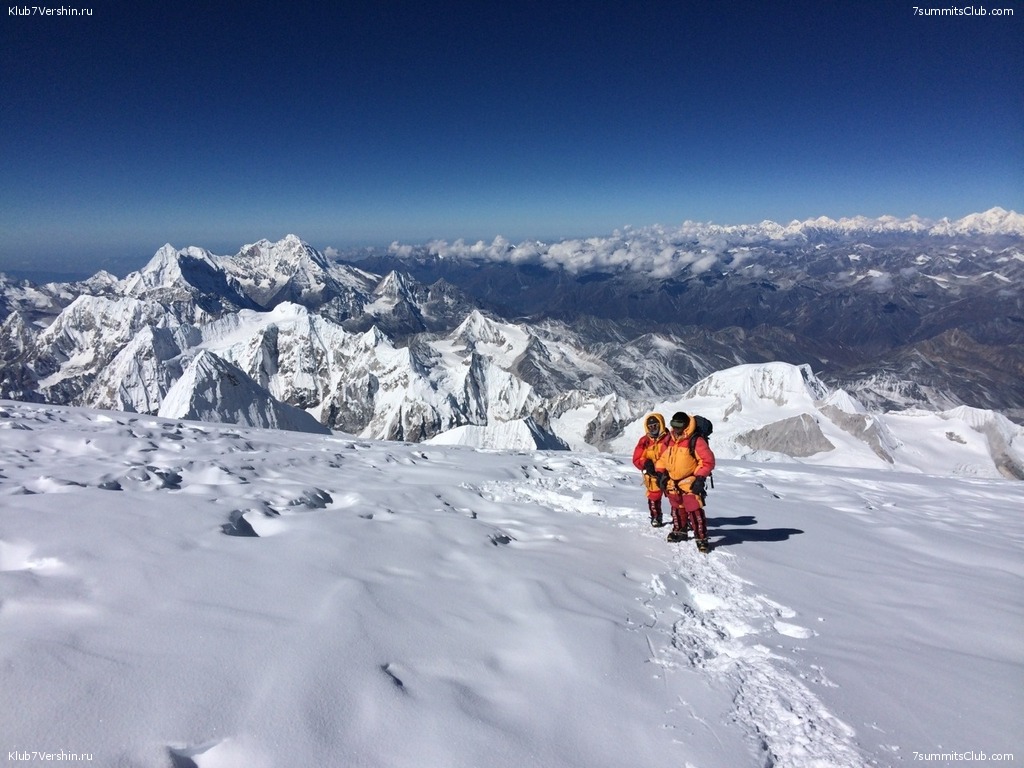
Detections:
688,415,713,457
688,415,714,500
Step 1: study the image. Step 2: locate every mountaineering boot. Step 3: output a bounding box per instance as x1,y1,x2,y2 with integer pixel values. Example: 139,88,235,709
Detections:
666,505,686,541
647,498,664,528
671,507,688,544
696,538,711,554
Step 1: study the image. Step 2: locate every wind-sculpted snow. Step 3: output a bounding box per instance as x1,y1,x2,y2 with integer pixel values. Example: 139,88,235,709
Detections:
2,400,1019,766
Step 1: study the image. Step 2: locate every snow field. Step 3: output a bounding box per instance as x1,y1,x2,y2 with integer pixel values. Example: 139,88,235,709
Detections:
1,400,1021,767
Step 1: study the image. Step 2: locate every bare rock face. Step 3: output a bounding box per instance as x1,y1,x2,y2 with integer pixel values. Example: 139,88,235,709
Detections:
819,405,895,463
736,414,836,458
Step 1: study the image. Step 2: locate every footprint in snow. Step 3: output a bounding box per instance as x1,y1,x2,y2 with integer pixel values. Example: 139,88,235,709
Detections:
380,662,409,692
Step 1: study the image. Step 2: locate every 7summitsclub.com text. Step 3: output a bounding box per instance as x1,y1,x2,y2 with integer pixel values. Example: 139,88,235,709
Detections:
912,5,1015,14
913,751,1016,762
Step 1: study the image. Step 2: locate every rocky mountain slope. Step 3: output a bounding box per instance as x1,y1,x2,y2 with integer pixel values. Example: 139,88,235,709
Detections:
359,209,1024,419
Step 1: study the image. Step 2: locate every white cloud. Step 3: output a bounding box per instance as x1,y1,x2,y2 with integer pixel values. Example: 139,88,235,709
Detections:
690,254,720,274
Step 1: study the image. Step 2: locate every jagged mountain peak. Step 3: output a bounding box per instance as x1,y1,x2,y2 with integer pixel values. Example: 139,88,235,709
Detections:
223,237,352,311
359,324,390,348
117,245,257,324
452,309,520,348
374,270,413,296
44,293,170,332
79,270,121,291
265,300,313,322
121,244,220,293
236,235,329,272
2,220,1021,473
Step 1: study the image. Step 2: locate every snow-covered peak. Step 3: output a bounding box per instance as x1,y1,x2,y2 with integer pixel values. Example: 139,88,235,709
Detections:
41,294,171,341
219,236,373,312
941,404,1022,438
265,300,313,322
79,270,120,292
373,270,413,298
684,362,830,406
930,207,1024,237
354,323,381,345
452,309,518,349
121,244,221,294
821,388,868,415
235,235,329,273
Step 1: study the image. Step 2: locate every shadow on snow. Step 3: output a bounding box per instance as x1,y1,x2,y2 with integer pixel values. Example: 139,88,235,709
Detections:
705,515,804,548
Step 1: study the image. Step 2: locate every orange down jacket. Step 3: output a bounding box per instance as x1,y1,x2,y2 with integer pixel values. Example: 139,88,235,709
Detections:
632,412,668,494
655,414,715,498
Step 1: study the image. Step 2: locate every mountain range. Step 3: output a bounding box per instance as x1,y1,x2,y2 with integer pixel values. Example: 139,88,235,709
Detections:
1,209,1021,478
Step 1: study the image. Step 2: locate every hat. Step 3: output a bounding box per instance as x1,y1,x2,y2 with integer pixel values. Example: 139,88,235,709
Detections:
669,411,689,428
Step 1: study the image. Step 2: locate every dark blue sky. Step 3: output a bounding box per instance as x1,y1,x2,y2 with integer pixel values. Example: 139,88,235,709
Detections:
2,0,1021,273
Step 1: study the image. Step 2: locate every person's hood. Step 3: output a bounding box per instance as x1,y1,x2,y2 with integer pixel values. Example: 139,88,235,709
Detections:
643,412,667,436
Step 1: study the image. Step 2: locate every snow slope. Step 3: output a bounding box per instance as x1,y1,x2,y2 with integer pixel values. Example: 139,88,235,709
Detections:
0,400,1021,767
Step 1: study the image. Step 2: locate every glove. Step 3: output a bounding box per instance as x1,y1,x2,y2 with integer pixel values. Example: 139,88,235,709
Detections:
691,476,706,498
642,459,656,475
655,471,669,493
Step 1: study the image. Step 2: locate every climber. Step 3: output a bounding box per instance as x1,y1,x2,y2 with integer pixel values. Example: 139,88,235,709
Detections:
632,412,670,527
655,411,716,552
